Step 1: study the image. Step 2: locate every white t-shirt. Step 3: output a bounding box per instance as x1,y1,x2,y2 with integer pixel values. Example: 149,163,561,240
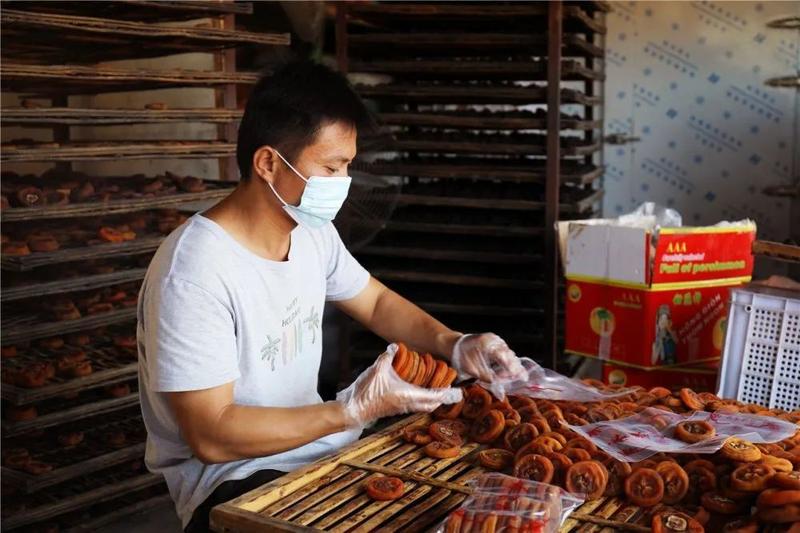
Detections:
137,214,369,528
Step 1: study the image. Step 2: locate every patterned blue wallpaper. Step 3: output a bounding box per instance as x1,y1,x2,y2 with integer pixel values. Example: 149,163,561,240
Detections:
603,1,799,241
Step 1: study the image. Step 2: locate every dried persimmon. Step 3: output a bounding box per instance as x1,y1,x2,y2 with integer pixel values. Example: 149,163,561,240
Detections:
679,388,706,411
477,448,514,471
462,385,492,419
513,453,554,484
429,420,467,446
656,461,689,504
624,467,665,507
730,463,775,492
471,409,506,444
365,476,404,501
503,422,538,452
721,437,761,462
674,420,715,443
651,511,704,533
423,440,460,459
701,491,747,514
565,460,608,500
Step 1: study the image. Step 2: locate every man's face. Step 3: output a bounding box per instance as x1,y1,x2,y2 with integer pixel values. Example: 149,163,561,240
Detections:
275,121,357,207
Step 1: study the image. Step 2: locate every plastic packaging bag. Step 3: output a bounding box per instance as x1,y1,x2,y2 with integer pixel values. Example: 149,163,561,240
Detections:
477,357,637,402
435,473,584,533
568,407,797,462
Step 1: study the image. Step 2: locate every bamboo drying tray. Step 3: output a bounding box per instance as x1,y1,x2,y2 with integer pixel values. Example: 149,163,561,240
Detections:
2,268,146,302
2,385,139,438
352,160,603,185
1,236,164,271
3,0,253,21
1,180,233,222
2,307,137,344
210,414,661,532
1,467,163,531
2,339,138,405
2,106,243,125
2,8,289,65
1,63,259,94
1,141,235,162
2,411,146,493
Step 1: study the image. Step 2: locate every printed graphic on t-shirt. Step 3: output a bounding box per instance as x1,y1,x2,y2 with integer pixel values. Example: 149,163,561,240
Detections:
260,300,321,372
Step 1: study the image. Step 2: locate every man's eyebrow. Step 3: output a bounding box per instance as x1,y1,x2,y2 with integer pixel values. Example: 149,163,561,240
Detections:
324,156,352,164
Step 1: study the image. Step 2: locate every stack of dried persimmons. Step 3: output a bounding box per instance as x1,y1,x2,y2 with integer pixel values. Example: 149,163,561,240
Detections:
368,349,800,532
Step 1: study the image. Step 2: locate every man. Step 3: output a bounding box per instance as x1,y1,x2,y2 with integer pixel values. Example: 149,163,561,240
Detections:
138,61,525,532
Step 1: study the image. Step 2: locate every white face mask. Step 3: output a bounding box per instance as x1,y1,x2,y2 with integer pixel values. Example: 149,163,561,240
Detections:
267,151,352,229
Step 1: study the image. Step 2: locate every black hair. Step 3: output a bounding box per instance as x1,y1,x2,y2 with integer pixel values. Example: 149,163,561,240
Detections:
236,60,376,180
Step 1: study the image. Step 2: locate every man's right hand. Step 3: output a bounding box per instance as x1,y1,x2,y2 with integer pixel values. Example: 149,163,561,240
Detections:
336,344,463,429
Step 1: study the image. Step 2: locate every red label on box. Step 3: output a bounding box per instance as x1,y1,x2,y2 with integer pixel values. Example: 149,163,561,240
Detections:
602,363,718,392
651,228,755,284
565,280,738,367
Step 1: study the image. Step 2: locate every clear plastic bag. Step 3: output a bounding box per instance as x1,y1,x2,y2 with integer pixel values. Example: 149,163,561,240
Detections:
435,473,585,533
477,357,637,402
568,407,797,462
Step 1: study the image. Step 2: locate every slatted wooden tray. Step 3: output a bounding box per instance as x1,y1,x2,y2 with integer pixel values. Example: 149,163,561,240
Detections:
210,414,661,533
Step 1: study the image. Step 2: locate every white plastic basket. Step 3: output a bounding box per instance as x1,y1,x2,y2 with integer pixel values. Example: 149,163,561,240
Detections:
717,285,800,410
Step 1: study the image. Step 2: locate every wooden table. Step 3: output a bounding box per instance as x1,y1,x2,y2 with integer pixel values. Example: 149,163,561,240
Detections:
210,414,655,532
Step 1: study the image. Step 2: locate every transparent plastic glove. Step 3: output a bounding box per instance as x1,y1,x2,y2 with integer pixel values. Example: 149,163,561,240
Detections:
452,333,528,384
336,344,464,429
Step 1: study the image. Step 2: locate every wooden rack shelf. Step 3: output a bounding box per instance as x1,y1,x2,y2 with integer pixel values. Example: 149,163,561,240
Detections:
63,493,172,533
1,106,243,125
345,3,606,33
377,110,602,130
3,412,146,493
4,0,254,21
359,245,542,265
350,59,605,82
1,63,259,94
1,183,232,222
356,83,602,105
370,269,544,290
2,469,163,530
354,160,603,185
393,188,604,214
348,32,603,56
2,268,146,303
2,307,137,345
2,236,164,271
3,389,139,438
1,141,235,163
387,135,601,157
2,339,138,405
752,239,800,263
2,9,288,64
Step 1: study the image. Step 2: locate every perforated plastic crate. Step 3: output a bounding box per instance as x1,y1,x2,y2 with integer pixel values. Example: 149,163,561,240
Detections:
718,285,800,410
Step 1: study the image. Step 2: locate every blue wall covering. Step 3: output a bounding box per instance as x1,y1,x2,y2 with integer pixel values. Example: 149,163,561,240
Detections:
603,1,799,241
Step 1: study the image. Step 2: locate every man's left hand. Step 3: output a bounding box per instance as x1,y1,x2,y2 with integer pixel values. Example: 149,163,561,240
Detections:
451,333,527,384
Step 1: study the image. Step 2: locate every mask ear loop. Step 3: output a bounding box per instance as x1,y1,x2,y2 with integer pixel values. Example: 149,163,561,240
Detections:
274,150,309,183
267,150,308,208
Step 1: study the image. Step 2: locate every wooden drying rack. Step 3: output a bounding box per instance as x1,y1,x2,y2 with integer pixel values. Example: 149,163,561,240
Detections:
210,414,656,533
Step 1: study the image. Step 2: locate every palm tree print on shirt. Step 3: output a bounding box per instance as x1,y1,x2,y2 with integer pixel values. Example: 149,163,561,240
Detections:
260,335,280,371
303,306,320,344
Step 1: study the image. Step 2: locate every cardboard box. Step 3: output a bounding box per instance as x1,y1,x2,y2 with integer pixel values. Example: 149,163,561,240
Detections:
559,218,756,368
565,280,736,367
602,361,719,392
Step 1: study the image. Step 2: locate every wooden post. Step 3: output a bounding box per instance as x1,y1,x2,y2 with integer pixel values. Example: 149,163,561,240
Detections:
544,1,563,370
214,13,239,181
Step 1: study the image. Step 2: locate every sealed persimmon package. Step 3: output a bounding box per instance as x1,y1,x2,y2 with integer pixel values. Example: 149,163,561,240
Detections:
568,407,796,462
478,357,636,402
436,473,584,533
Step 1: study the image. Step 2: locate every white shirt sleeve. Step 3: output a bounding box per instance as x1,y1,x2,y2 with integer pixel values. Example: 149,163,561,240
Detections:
143,276,240,392
321,223,370,301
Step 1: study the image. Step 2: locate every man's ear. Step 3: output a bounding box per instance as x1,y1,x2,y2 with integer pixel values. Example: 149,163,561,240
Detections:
252,146,279,184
